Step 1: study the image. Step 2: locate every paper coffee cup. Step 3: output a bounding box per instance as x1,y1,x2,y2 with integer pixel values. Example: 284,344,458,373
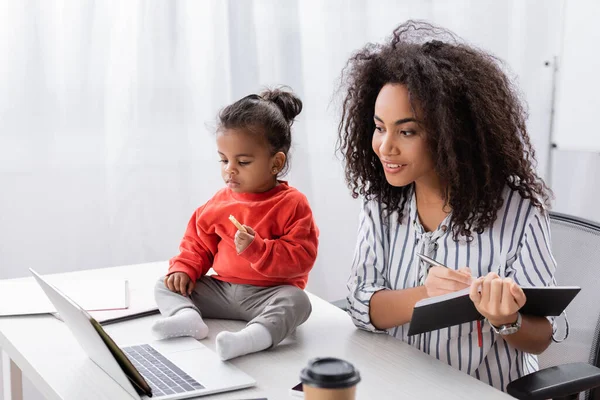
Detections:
300,357,361,400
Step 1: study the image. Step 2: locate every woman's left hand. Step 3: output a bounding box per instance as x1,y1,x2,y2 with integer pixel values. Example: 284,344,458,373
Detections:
234,225,255,254
469,272,527,327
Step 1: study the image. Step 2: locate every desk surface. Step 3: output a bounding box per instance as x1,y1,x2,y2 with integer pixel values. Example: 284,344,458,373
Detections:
0,262,511,400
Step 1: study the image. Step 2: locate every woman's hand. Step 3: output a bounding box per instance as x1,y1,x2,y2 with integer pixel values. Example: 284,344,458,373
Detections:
164,272,195,296
424,266,472,297
234,225,255,254
469,272,527,327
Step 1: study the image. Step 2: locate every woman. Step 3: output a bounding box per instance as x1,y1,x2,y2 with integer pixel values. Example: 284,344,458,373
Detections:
339,21,556,391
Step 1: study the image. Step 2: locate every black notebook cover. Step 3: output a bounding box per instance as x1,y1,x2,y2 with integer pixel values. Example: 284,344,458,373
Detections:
408,286,581,336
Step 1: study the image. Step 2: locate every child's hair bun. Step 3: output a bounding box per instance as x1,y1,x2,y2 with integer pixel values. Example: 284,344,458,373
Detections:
260,87,303,125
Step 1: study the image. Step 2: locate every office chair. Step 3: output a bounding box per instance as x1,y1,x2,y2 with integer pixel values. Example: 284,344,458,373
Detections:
506,212,600,400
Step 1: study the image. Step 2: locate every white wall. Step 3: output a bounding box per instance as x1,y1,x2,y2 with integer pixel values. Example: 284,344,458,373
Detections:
551,150,600,223
547,0,600,223
552,0,600,152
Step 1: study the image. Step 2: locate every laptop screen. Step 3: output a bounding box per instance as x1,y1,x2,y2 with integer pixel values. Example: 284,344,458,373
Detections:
29,268,153,398
90,317,153,397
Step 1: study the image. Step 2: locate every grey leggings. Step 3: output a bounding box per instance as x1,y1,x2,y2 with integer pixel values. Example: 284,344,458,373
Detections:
154,275,312,346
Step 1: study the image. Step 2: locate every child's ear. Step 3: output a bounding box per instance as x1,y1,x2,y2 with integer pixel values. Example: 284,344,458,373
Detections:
272,152,286,175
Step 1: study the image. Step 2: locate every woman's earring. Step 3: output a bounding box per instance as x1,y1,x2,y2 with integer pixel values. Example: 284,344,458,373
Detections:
272,168,278,174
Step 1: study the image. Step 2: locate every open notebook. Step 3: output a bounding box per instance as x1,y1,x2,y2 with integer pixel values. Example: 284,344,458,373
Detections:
408,286,581,336
82,277,159,325
0,277,129,316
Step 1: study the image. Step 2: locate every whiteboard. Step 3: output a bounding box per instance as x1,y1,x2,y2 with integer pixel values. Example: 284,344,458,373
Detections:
552,0,600,152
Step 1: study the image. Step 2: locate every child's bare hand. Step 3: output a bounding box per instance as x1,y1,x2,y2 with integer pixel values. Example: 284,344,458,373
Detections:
164,272,195,296
235,225,255,254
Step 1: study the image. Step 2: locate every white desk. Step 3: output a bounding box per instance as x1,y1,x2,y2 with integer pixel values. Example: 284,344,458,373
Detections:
0,262,512,400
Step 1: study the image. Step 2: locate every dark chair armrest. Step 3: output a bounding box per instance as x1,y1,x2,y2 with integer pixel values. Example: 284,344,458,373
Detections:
506,362,600,400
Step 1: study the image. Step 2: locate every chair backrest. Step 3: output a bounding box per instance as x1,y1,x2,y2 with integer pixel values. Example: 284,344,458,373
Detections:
539,212,600,400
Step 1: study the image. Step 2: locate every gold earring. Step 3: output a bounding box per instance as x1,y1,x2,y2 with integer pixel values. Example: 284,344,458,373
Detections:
272,168,278,174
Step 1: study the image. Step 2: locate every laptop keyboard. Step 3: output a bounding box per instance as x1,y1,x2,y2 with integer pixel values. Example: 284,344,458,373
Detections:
123,344,205,397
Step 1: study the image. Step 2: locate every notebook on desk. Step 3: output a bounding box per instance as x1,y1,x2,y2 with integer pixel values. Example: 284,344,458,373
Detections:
83,278,160,325
52,275,160,325
408,286,581,336
0,277,129,316
53,297,159,325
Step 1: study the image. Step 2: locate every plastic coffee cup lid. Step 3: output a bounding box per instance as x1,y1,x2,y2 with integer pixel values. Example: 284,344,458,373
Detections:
300,357,361,389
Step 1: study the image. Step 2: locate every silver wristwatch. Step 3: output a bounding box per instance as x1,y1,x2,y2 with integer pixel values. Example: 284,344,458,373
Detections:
490,313,522,336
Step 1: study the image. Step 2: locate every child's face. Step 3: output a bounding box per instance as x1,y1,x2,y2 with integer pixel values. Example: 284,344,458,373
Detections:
217,128,279,193
372,83,437,188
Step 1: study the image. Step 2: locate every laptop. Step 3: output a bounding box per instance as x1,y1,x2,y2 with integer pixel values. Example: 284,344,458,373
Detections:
30,268,256,399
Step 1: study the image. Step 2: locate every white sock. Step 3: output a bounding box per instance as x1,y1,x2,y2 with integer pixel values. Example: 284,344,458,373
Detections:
151,308,208,340
216,323,273,361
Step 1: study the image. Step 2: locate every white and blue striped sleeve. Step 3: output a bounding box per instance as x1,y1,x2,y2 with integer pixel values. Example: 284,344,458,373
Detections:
508,205,558,334
346,200,389,333
508,206,557,288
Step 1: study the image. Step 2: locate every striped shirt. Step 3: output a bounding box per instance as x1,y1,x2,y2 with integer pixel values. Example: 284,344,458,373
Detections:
346,185,557,392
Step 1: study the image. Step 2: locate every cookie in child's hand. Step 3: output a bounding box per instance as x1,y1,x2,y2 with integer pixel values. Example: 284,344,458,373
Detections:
228,214,248,233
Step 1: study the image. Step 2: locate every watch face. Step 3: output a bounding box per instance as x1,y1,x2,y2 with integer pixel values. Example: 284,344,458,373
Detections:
500,326,519,336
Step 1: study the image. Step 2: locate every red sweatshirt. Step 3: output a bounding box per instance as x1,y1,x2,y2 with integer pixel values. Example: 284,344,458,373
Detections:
168,182,319,289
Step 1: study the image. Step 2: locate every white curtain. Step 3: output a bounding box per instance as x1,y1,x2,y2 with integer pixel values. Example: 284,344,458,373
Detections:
0,0,563,295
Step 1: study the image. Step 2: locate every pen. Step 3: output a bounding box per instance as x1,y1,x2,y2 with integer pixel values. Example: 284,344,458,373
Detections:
417,253,475,285
417,253,447,269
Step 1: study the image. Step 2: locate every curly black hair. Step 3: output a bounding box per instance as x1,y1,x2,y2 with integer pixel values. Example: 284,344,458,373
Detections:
337,20,552,240
218,86,302,176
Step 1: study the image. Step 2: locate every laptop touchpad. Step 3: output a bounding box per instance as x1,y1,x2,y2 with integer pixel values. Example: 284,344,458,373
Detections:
152,339,255,390
167,349,252,389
